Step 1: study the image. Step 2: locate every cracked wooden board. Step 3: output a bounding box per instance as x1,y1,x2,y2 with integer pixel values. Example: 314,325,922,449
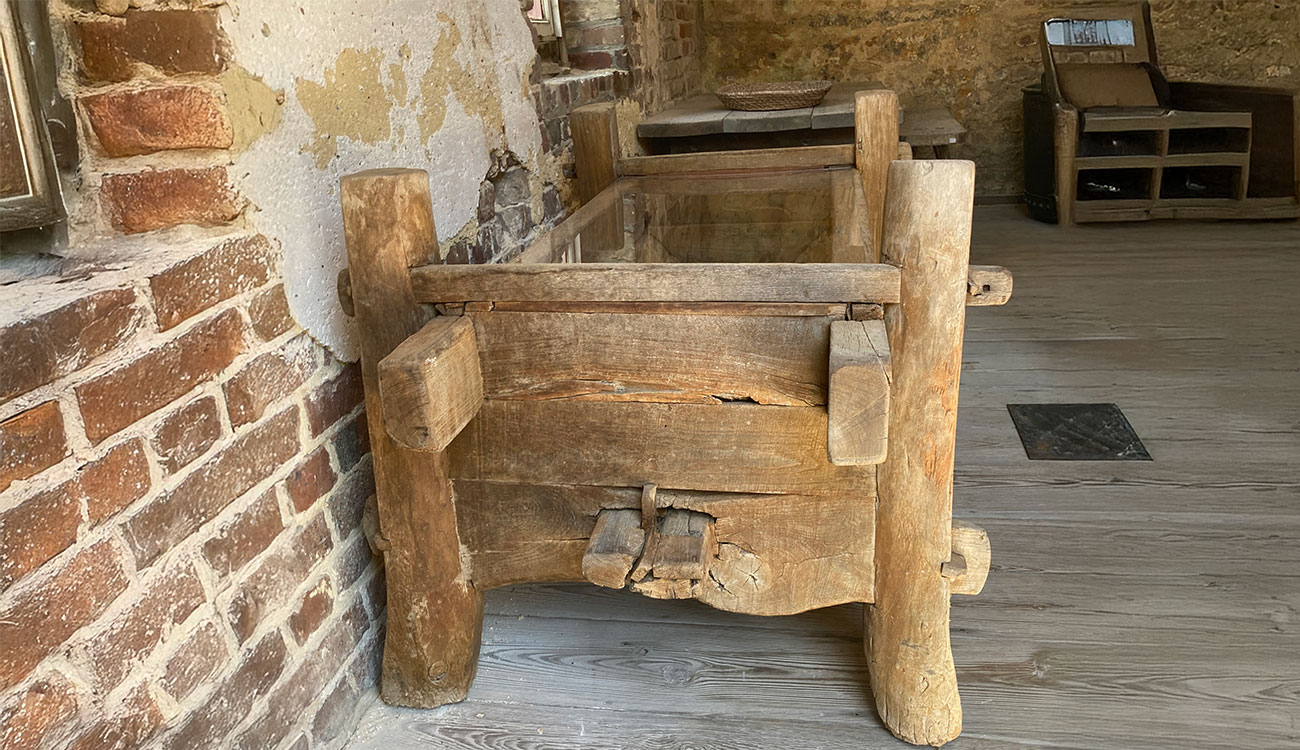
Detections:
468,311,837,405
450,481,874,613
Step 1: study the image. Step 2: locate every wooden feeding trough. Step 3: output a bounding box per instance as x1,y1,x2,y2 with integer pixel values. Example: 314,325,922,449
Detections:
338,90,1012,747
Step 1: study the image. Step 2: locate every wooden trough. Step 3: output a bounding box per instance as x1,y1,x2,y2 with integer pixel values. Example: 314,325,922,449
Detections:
339,90,1012,747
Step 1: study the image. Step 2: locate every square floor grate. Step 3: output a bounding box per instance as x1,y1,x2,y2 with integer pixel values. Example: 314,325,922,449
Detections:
1006,403,1152,461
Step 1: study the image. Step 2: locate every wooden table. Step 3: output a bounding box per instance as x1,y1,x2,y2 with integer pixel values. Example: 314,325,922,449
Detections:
638,81,967,157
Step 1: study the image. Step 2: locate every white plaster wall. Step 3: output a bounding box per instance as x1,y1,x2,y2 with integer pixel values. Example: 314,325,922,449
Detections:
224,0,542,361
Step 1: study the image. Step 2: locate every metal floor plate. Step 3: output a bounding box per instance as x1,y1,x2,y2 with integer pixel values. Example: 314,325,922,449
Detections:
1007,403,1152,460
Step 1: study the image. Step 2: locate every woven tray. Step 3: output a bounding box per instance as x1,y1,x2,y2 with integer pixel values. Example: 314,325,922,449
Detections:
714,81,833,111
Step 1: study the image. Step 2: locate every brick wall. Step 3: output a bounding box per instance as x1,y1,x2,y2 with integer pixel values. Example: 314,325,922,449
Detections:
561,0,629,71
0,2,382,748
627,0,703,113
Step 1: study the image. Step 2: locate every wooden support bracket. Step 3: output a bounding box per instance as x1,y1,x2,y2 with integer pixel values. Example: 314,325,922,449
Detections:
967,265,1014,307
582,509,646,589
828,319,891,465
943,520,991,595
377,316,484,452
630,508,717,600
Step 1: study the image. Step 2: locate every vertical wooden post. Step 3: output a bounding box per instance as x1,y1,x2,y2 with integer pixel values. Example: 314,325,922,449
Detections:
571,102,622,254
340,169,484,708
867,159,974,747
854,89,900,262
1053,104,1078,225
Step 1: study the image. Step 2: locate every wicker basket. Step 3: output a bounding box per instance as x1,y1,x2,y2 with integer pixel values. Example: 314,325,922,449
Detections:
714,80,834,111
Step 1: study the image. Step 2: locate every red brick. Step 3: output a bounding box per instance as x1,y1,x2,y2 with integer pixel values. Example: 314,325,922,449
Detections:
76,308,247,443
82,85,232,157
223,334,316,428
0,486,78,592
121,407,298,567
151,396,221,474
81,438,151,523
333,412,370,472
71,560,205,691
248,284,294,341
0,541,130,691
159,619,228,701
363,567,387,619
68,682,163,750
310,671,360,743
78,10,226,83
326,466,375,539
285,447,335,513
232,603,367,750
569,49,615,69
201,487,284,579
149,235,275,330
347,621,383,690
304,363,364,436
101,167,241,234
288,576,333,645
225,514,333,642
0,288,140,403
164,631,287,750
334,532,378,592
0,675,78,750
0,402,67,492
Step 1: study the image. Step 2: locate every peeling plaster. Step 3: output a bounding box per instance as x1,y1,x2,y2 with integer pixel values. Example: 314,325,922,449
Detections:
296,47,395,169
221,65,282,152
224,0,543,361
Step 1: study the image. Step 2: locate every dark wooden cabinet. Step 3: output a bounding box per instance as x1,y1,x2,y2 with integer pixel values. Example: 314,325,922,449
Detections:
1026,2,1299,223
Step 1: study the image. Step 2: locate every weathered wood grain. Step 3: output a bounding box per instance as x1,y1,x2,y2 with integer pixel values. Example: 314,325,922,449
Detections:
571,102,622,254
448,480,877,615
353,208,1300,750
647,508,715,581
447,400,875,497
827,319,891,465
378,315,483,452
967,264,1014,306
946,520,991,596
582,509,645,589
867,159,975,746
855,89,900,262
469,311,834,405
831,168,870,263
340,168,483,708
410,262,903,304
620,144,854,176
476,300,848,317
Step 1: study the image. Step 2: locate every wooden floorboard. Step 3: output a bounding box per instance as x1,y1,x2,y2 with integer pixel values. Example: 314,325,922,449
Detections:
348,206,1300,749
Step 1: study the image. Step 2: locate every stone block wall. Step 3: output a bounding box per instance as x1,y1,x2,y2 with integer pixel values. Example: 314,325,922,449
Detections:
0,2,382,748
699,0,1300,197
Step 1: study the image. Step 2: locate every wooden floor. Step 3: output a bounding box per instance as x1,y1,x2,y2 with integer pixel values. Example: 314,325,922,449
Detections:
348,207,1300,749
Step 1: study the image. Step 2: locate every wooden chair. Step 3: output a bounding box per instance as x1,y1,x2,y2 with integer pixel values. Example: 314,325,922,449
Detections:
1039,1,1299,223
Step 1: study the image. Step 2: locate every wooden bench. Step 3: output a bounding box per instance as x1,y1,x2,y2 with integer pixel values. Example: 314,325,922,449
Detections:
339,90,1011,747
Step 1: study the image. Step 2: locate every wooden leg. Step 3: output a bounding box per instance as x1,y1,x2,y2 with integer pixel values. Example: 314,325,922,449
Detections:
341,169,484,707
1053,104,1078,226
867,159,974,747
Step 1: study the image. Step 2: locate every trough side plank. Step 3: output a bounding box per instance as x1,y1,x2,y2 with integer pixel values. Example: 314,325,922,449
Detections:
446,400,875,496
470,311,834,406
